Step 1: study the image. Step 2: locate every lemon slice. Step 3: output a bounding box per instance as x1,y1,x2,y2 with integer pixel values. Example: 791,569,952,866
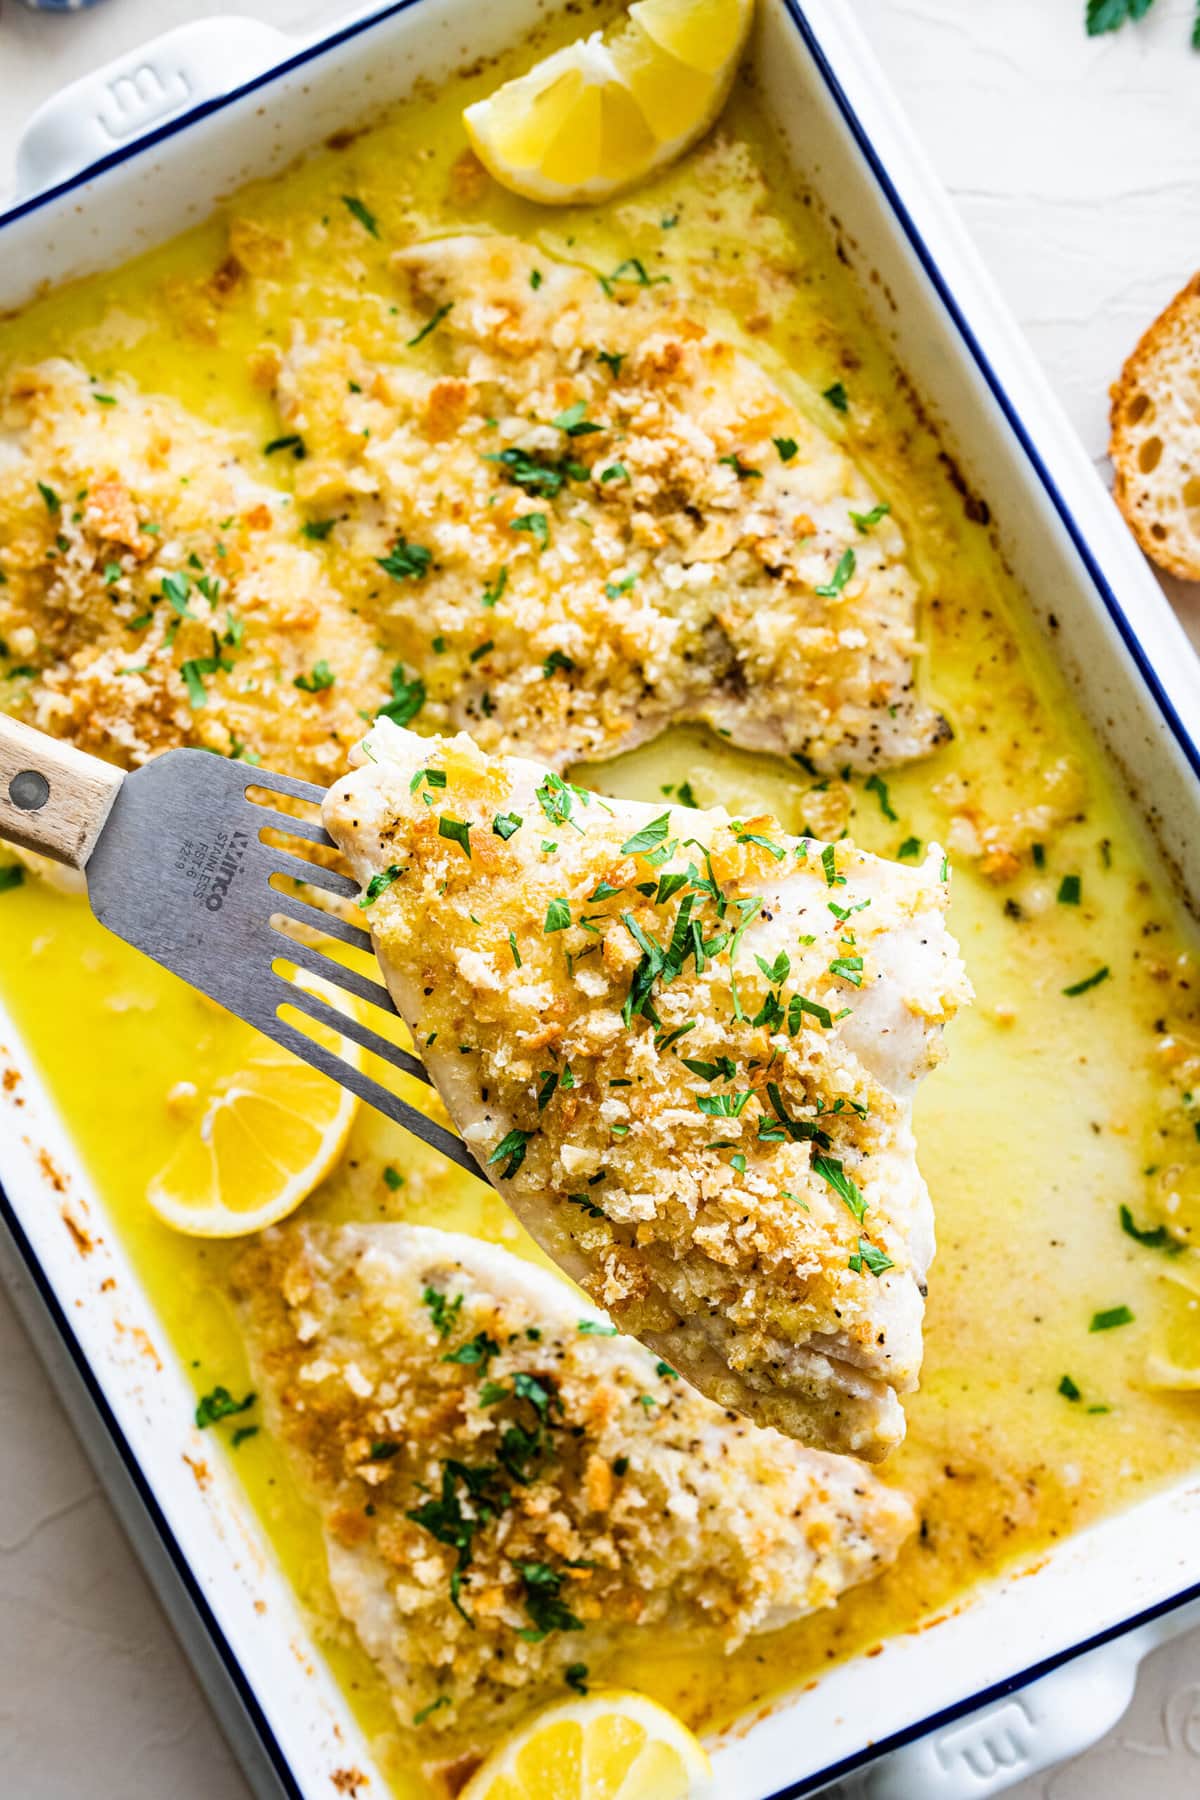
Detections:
147,973,359,1237
1144,1262,1200,1389
458,1690,712,1800
463,0,754,205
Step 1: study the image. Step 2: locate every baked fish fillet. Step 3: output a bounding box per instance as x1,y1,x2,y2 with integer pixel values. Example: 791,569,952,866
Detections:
0,358,391,782
274,230,949,773
323,721,971,1458
231,1221,914,1736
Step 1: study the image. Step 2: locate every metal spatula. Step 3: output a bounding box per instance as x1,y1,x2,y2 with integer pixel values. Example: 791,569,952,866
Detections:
0,714,480,1178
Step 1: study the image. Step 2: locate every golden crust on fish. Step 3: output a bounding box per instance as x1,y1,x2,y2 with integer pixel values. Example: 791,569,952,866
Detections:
0,359,390,780
232,1221,914,1737
274,231,947,773
323,722,971,1458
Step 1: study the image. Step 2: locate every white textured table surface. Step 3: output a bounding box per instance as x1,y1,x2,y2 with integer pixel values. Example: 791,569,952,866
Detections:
1,3,1200,1796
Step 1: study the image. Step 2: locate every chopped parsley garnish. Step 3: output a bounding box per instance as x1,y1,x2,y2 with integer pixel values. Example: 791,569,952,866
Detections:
180,645,233,707
486,446,569,497
734,828,785,860
773,436,798,463
37,481,60,514
103,561,122,585
543,649,576,678
850,501,891,533
359,865,402,908
161,570,192,616
1118,1204,1178,1252
0,866,24,894
469,639,494,664
759,1084,831,1148
301,517,336,540
493,811,523,840
544,897,571,932
1057,874,1082,905
897,836,922,860
596,350,624,376
407,301,453,346
537,1070,559,1110
849,1237,894,1277
488,1127,533,1179
422,1286,464,1338
719,451,762,480
600,462,629,482
413,1696,451,1727
368,1440,401,1461
568,1192,606,1218
264,434,305,458
1089,1304,1134,1332
1032,843,1046,868
232,1426,258,1448
406,1459,508,1623
383,1166,404,1191
605,573,637,599
552,400,603,437
788,994,833,1031
194,1386,255,1429
536,771,587,830
578,1319,618,1336
438,816,472,859
821,844,844,886
508,931,522,968
378,662,426,726
442,1331,500,1370
620,813,671,856
511,511,549,551
1058,1374,1082,1401
518,1562,584,1640
829,954,864,986
341,194,379,236
530,269,543,290
410,767,447,795
696,1090,754,1117
823,381,849,413
812,1154,868,1223
756,951,791,986
481,566,508,608
565,1663,589,1695
864,773,897,820
684,1056,738,1082
1063,966,1109,997
598,257,670,295
816,546,856,598
377,535,432,581
293,659,335,692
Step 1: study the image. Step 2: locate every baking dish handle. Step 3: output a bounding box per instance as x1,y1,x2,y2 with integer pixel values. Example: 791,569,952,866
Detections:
13,16,293,202
855,1616,1183,1799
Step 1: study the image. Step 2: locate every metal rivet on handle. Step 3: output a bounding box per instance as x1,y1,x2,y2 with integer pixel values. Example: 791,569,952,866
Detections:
9,769,50,812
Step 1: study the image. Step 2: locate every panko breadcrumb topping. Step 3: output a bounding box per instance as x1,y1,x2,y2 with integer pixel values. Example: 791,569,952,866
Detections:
232,1222,914,1739
272,231,948,773
324,721,971,1459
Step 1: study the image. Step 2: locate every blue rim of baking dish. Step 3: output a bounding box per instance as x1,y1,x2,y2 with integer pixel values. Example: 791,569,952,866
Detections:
1,3,1198,1797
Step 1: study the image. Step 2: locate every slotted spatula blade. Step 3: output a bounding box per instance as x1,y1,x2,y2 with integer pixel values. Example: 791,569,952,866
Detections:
0,714,481,1179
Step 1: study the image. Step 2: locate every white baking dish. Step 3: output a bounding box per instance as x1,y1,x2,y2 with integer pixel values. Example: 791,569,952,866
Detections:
3,5,1200,1797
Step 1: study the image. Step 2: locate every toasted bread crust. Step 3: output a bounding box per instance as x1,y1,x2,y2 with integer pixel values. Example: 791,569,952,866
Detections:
1110,272,1200,581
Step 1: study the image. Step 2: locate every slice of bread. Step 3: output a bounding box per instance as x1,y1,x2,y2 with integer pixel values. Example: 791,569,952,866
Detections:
1110,272,1200,581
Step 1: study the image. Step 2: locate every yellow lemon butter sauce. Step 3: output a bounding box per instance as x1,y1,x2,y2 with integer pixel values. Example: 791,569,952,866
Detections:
1,15,1200,1791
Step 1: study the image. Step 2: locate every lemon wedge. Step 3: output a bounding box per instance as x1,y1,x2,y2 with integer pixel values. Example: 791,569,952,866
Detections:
458,1690,712,1800
463,0,754,205
147,973,359,1237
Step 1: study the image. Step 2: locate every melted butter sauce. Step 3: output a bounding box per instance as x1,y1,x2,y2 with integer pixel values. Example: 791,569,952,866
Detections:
2,18,1200,1788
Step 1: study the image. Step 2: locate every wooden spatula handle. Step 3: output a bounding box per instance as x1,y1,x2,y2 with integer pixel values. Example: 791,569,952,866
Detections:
0,714,124,870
